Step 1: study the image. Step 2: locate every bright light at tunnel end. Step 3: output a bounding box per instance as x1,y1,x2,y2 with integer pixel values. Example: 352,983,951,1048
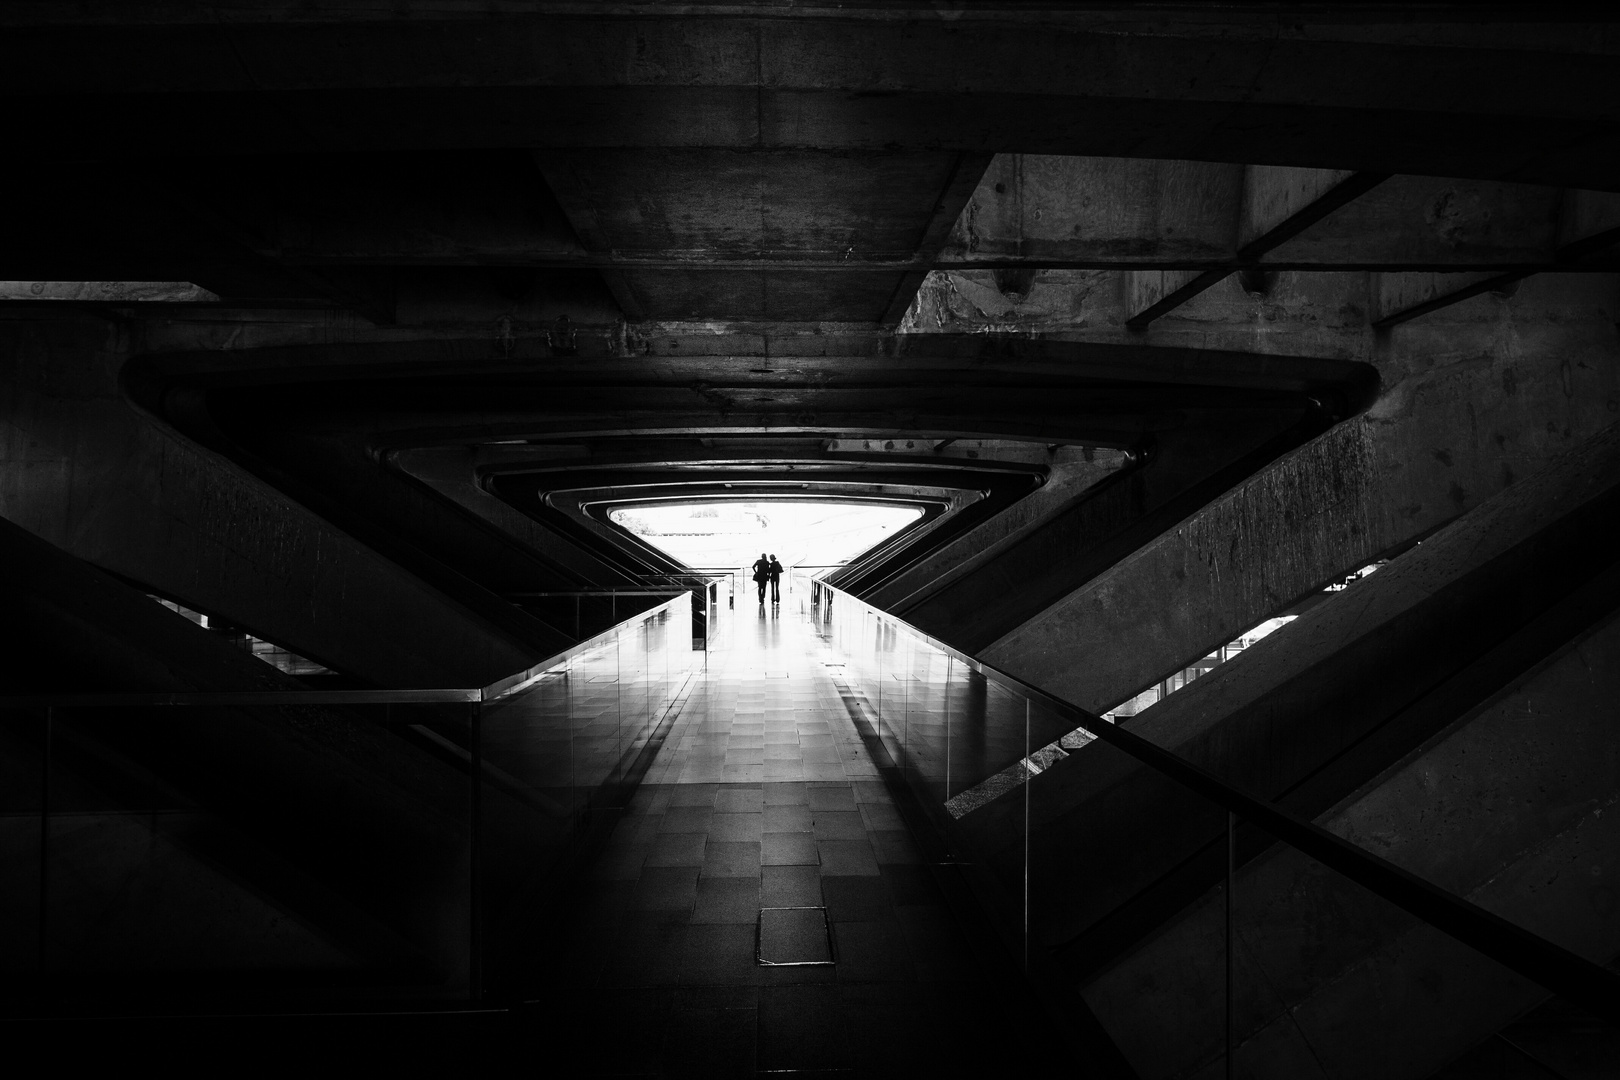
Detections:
609,500,923,572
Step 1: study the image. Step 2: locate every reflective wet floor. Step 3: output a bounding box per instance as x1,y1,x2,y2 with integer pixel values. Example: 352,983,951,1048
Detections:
541,597,1030,1077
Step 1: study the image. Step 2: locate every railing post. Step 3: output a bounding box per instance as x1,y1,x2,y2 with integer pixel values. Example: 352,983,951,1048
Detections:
943,657,953,803
469,698,483,1002
39,705,51,991
1227,811,1236,1080
1023,698,1031,975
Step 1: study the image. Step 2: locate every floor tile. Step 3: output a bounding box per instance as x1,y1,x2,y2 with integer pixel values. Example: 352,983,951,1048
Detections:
761,832,820,866
630,865,700,911
680,923,759,986
880,863,943,907
869,828,923,865
830,920,912,982
758,984,847,1072
659,806,714,833
763,804,813,833
590,843,651,881
702,840,762,879
667,784,718,808
763,781,808,805
816,839,881,876
599,921,687,987
708,812,764,842
646,831,707,867
660,1005,755,1077
858,801,906,830
713,785,764,813
810,810,866,841
674,984,759,1011
692,877,762,924
553,604,1040,1072
820,875,894,922
758,906,833,966
760,865,824,907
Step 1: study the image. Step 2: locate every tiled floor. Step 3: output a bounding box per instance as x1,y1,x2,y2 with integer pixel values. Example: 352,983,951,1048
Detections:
537,600,1024,1077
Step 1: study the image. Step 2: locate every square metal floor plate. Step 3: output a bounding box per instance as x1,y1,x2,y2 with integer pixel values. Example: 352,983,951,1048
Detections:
757,906,834,966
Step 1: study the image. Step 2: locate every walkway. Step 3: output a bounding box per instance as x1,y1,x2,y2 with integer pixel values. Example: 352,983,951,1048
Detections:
541,595,1028,1077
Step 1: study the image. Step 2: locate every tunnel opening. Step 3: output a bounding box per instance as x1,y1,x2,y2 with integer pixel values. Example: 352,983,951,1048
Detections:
607,498,925,582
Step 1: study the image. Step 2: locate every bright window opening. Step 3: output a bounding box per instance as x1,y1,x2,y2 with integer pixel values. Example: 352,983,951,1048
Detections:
150,596,332,676
609,500,924,574
1107,560,1386,721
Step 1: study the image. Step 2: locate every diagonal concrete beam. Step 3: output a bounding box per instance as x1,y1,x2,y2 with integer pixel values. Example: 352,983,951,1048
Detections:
530,153,648,321
1084,603,1620,1078
1126,168,1389,329
881,152,994,325
0,317,540,687
1373,193,1620,328
963,418,1620,976
981,329,1620,717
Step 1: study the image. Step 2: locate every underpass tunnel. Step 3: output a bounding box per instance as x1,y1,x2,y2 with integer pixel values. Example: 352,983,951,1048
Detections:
6,7,1620,1075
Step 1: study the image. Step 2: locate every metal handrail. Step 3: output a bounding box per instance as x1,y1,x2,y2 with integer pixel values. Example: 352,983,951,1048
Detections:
0,590,693,711
8,587,698,1007
810,578,1620,1026
508,589,685,596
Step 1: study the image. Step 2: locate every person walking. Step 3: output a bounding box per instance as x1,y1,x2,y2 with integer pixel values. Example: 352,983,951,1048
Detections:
768,554,784,604
752,552,770,605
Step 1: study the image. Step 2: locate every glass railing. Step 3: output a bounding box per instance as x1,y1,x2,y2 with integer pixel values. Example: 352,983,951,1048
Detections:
0,591,696,1011
507,587,687,642
807,579,1619,1073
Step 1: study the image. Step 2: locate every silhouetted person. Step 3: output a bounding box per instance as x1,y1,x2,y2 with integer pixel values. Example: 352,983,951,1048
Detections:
752,552,770,605
768,555,783,603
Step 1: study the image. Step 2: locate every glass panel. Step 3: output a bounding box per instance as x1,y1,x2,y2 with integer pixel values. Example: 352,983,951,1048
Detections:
38,701,475,1006
906,644,950,806
2,592,700,1011
1021,706,1226,1073
619,617,650,785
0,706,44,993
774,580,1620,1077
1220,827,1561,1079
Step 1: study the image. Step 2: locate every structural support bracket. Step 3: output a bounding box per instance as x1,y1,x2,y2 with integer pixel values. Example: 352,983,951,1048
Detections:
1127,170,1390,329
1374,223,1620,328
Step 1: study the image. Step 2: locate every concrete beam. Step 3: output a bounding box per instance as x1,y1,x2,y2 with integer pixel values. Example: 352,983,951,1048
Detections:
1,516,477,979
0,316,539,687
6,17,1620,190
1084,605,1620,1079
982,280,1620,714
160,412,577,653
1125,169,1388,329
897,407,1323,652
948,418,1620,1038
1372,191,1620,328
859,448,1130,609
880,152,993,325
393,447,647,586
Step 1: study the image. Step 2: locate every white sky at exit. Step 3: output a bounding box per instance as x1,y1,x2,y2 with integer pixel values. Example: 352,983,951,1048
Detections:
610,500,922,573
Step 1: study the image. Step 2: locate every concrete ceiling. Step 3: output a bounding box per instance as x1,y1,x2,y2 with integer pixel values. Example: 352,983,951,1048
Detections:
4,3,1616,602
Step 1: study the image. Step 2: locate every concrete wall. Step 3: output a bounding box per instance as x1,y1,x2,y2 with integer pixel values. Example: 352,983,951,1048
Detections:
952,418,1620,974
0,520,479,992
1083,606,1620,1079
976,272,1620,712
0,315,537,688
